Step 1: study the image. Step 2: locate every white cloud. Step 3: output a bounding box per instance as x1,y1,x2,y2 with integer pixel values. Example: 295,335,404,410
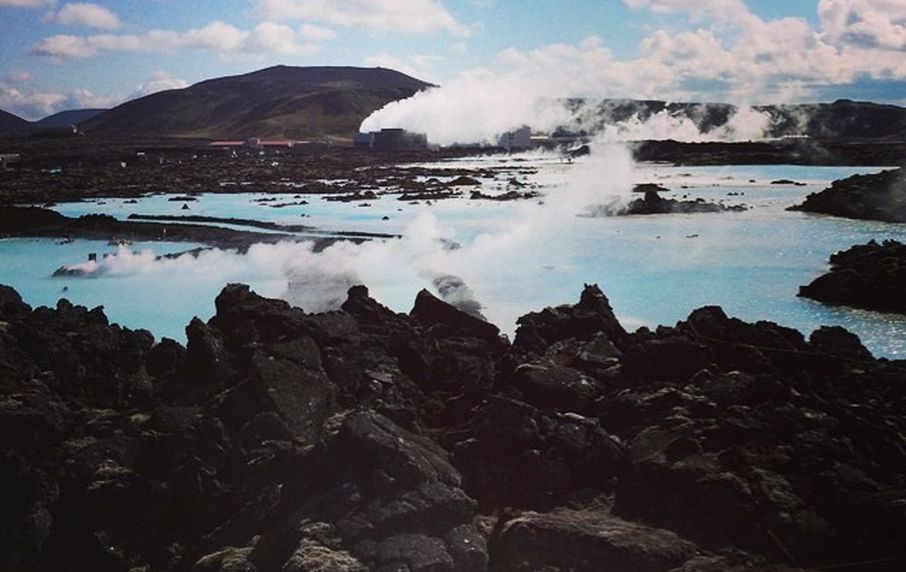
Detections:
0,0,55,7
129,71,189,99
623,0,747,20
298,23,336,41
361,0,906,146
819,0,906,51
362,53,421,78
618,0,906,100
246,21,321,55
0,83,65,118
180,21,248,51
29,34,99,58
5,70,34,83
411,53,443,68
363,52,443,80
0,80,120,120
52,2,120,29
29,20,327,59
0,69,193,119
257,0,469,36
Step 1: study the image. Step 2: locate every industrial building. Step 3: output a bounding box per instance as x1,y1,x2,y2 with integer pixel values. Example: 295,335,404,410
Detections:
354,128,428,151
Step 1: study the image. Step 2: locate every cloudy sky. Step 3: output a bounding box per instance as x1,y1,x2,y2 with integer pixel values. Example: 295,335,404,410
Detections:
1,0,905,120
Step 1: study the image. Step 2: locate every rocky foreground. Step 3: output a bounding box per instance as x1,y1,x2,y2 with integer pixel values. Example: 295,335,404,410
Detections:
790,168,906,223
799,239,906,314
0,206,304,250
2,283,905,571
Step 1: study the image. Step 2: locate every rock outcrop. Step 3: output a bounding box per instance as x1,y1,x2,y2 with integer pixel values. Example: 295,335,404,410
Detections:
2,282,905,571
586,190,746,216
623,189,746,215
799,239,906,314
790,168,906,222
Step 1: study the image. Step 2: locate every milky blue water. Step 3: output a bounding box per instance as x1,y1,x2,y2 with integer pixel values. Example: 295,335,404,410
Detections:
3,158,906,358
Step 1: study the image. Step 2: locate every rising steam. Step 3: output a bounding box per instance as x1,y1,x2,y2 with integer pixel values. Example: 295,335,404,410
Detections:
360,70,574,147
361,70,777,146
55,142,639,332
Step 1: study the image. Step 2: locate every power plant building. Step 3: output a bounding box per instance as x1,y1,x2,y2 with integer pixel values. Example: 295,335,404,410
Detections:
355,128,428,151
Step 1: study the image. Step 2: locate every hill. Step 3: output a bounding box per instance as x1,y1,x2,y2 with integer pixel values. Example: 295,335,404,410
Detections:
0,109,33,137
80,65,434,140
566,98,906,141
34,108,107,129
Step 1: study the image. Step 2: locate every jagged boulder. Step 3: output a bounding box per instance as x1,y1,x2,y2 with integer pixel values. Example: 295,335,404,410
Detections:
799,240,906,314
492,509,697,572
790,168,906,223
410,288,500,344
451,396,626,508
2,281,906,572
514,284,628,353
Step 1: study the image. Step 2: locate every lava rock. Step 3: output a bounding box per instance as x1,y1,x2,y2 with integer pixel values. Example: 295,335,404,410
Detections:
492,509,698,572
790,168,906,222
799,239,906,314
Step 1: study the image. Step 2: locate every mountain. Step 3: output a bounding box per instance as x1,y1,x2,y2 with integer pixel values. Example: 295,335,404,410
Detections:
80,65,434,140
34,108,107,129
784,99,906,140
564,98,906,141
0,109,33,137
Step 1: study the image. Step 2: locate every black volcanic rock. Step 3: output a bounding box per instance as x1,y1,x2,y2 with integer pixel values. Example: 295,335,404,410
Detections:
799,239,906,313
790,168,906,222
2,282,906,571
514,284,628,353
0,205,298,250
623,189,746,215
798,98,906,140
492,509,698,572
79,65,433,140
410,288,500,343
578,98,906,142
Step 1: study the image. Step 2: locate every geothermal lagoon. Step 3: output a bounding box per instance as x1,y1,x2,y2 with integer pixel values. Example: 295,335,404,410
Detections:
2,152,904,357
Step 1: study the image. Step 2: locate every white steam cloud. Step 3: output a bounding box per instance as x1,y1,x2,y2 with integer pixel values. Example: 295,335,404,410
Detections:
361,72,776,146
596,105,773,142
360,69,573,147
57,143,639,333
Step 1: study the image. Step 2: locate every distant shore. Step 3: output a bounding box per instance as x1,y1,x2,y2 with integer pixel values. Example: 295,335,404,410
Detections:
1,137,904,205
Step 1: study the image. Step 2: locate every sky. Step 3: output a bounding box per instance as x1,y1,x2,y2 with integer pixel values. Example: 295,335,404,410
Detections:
1,0,905,120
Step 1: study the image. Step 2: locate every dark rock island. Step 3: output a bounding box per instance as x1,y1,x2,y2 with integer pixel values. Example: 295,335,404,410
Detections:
0,205,300,250
624,188,746,215
799,239,906,314
2,281,905,571
790,168,906,223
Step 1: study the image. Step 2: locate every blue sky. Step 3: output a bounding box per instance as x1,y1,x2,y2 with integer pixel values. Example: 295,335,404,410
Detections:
1,0,905,119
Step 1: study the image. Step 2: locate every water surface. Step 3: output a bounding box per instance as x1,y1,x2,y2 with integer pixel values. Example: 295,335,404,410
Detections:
3,159,905,357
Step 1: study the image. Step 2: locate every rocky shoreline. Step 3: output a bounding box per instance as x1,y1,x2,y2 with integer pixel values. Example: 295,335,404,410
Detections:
790,168,906,223
799,239,906,314
0,205,347,250
0,141,526,205
634,139,906,167
2,281,905,571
